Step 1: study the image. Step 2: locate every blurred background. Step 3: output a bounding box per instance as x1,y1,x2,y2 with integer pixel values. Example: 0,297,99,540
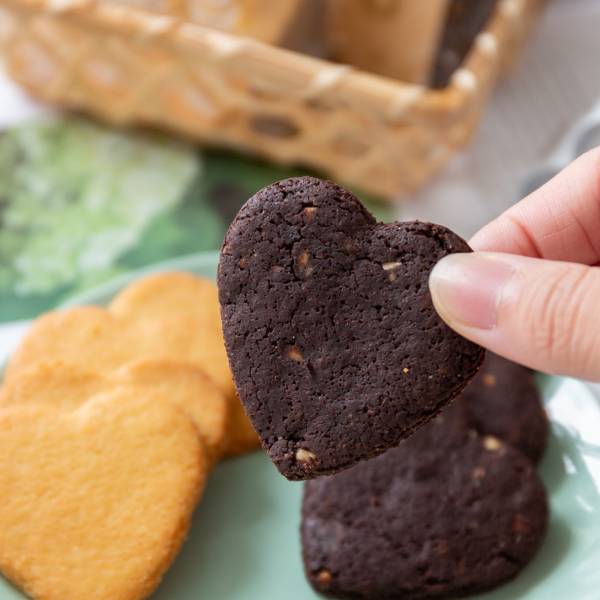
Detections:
0,0,599,349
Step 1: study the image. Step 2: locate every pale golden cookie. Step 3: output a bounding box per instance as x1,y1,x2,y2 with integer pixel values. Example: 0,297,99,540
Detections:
109,272,233,394
2,360,229,467
110,272,260,457
4,307,129,382
110,272,216,323
137,315,260,457
0,389,206,600
2,359,102,406
5,273,260,457
116,360,229,466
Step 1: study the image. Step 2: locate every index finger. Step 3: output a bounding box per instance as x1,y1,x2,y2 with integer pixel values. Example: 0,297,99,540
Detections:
470,148,600,265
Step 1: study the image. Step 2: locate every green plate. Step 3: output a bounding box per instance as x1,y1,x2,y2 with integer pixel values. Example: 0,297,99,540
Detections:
2,251,600,600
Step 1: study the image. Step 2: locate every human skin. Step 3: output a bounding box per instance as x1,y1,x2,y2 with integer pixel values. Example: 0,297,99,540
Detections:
429,148,600,381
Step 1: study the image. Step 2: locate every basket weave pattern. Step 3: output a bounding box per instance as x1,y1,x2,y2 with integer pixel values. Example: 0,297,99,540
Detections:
0,0,543,198
98,0,305,45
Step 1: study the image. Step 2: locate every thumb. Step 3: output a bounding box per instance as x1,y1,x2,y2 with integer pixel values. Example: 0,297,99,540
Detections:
429,252,600,381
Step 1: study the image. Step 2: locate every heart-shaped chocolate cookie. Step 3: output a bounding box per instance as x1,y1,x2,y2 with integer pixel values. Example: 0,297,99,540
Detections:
457,352,550,463
302,403,548,599
459,352,549,464
218,177,484,479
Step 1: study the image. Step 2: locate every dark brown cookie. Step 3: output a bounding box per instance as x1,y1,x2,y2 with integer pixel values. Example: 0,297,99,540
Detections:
218,176,484,480
458,352,549,464
431,0,499,88
302,403,548,599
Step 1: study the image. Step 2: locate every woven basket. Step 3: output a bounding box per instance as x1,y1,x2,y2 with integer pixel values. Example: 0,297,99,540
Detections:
99,0,299,37
0,0,543,199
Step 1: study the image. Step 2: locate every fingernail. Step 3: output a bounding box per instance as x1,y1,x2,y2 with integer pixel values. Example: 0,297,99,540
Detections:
429,253,516,330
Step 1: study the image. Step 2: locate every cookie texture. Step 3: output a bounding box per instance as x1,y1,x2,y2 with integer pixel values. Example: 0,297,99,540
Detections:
0,390,206,600
218,177,485,479
459,352,549,464
302,404,548,599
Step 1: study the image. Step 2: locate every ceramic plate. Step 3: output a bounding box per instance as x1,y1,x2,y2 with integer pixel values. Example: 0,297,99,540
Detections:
1,251,599,600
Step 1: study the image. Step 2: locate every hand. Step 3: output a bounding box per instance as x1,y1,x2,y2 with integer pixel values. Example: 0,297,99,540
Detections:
429,148,600,381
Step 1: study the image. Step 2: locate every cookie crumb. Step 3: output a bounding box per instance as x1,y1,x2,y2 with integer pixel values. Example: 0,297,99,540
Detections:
296,448,317,465
286,346,304,363
483,436,502,451
482,373,497,387
316,569,332,587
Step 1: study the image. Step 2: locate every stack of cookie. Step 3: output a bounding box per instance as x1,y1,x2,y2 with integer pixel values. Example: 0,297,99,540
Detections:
302,353,550,599
214,176,551,599
0,272,260,600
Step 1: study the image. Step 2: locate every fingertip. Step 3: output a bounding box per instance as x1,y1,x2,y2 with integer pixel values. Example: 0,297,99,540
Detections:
429,253,514,332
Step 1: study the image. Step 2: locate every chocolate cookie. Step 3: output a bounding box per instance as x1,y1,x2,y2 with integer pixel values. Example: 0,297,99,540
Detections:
302,403,548,599
459,352,549,464
218,176,484,480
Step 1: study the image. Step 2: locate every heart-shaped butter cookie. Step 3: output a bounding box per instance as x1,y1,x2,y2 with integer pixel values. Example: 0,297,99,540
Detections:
302,403,548,599
5,273,259,458
109,272,260,457
2,360,229,467
218,177,484,479
0,388,205,600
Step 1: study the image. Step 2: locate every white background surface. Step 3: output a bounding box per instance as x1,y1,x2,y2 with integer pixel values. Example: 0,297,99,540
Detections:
400,0,600,236
0,0,599,361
